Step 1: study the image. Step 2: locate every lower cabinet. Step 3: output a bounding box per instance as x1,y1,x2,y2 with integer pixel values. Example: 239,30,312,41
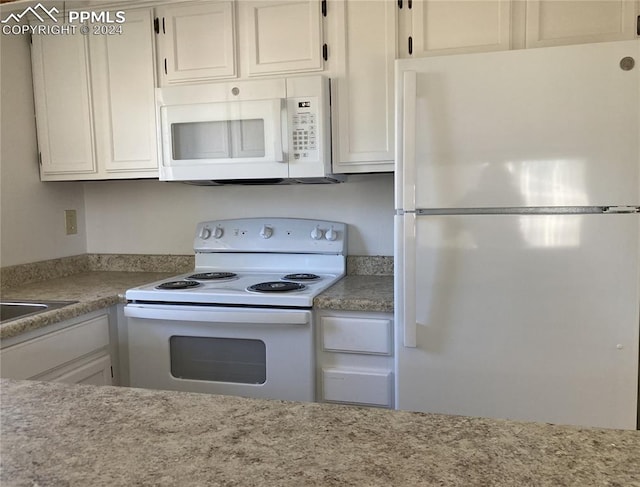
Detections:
0,310,114,386
316,310,394,408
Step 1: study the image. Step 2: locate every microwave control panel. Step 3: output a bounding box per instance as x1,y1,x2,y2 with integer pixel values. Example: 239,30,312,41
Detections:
289,97,319,162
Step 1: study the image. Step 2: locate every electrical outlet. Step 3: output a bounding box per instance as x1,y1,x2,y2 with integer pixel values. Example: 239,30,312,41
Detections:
65,209,77,235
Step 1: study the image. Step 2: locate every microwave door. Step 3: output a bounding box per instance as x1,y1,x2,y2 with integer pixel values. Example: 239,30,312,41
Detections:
172,120,232,160
160,99,286,181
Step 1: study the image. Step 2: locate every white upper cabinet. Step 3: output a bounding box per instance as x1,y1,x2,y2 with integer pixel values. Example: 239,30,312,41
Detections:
239,0,324,76
525,0,639,48
407,0,511,57
400,0,639,58
156,0,325,82
156,1,237,84
329,0,395,173
90,9,158,176
31,23,96,176
31,8,158,181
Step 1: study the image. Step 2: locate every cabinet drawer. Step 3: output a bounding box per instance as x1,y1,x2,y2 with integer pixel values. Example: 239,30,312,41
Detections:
321,316,392,355
322,368,392,407
51,354,112,386
0,314,110,379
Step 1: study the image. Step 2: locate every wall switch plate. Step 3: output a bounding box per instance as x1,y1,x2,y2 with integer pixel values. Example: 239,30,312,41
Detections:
65,209,77,235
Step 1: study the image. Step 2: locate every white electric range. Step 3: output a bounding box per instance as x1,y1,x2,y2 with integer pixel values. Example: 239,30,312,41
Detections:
125,218,346,402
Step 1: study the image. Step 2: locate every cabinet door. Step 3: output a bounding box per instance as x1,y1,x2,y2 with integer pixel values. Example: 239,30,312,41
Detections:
331,0,395,173
526,0,639,48
157,1,236,84
322,368,393,407
0,313,110,380
241,0,323,76
90,9,158,177
52,354,113,386
408,0,511,57
31,22,96,177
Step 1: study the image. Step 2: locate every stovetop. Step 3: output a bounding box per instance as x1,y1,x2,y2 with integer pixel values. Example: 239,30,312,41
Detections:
126,218,347,308
126,270,342,308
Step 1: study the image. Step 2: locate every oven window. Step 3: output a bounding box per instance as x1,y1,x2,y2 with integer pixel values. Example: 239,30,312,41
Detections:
171,119,266,160
169,336,266,384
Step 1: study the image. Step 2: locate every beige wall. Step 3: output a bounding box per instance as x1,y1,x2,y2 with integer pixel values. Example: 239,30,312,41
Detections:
0,29,86,267
83,174,395,256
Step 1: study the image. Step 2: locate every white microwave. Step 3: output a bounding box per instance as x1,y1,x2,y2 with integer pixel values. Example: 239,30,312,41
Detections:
156,76,343,184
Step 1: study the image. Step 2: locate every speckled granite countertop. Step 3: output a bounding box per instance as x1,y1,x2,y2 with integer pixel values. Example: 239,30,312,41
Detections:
0,271,173,340
2,379,639,486
314,275,394,312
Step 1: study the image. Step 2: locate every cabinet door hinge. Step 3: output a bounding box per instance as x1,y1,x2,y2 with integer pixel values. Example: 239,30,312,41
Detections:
322,43,328,61
154,17,159,34
408,36,413,55
321,0,327,17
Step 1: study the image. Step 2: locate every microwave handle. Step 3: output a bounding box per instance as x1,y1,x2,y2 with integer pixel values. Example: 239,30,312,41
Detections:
273,98,285,163
274,138,284,163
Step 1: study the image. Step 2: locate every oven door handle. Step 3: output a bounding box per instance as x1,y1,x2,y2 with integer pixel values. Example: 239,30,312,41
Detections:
125,305,310,325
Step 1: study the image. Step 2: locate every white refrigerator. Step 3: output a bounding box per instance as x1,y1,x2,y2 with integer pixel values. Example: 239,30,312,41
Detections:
394,40,640,430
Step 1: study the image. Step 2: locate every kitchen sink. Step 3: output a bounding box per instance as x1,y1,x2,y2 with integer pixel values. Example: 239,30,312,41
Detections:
0,300,77,323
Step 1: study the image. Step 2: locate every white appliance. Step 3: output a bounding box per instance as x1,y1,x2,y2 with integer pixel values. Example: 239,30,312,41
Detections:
125,218,346,402
395,40,640,429
157,75,343,184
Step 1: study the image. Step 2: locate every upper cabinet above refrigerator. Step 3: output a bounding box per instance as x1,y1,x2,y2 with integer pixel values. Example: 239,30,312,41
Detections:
398,0,639,58
525,0,640,49
403,0,512,57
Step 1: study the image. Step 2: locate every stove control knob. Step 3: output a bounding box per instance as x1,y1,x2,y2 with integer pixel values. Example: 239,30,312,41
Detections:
311,226,324,240
260,225,273,239
325,227,338,241
213,226,224,239
199,227,212,240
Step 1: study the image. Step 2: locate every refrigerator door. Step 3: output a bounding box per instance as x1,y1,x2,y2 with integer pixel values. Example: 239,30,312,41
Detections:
395,212,639,429
395,40,640,211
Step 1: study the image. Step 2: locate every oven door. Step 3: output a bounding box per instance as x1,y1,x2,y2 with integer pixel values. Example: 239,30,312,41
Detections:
125,304,313,402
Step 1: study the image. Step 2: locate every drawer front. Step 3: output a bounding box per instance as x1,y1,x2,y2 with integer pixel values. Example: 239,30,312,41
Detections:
321,316,392,355
0,314,110,379
51,354,112,386
322,368,392,407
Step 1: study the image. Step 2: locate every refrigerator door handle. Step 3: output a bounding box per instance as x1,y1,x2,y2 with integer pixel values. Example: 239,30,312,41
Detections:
402,71,417,212
602,206,640,214
403,212,418,347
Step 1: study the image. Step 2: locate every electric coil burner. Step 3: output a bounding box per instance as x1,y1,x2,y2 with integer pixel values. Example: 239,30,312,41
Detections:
125,218,347,403
283,273,321,281
156,280,201,290
188,272,237,280
248,281,306,293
